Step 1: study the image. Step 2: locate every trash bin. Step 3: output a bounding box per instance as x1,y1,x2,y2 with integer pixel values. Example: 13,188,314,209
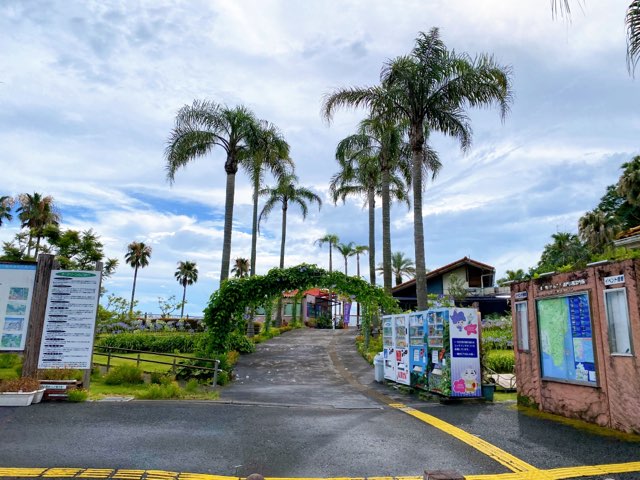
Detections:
373,352,384,383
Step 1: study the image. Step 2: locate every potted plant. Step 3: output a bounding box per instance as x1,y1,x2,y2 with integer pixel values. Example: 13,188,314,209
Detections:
0,377,41,406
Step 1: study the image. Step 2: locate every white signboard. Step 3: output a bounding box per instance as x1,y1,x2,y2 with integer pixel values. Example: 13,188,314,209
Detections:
604,274,625,286
38,270,101,369
0,263,37,351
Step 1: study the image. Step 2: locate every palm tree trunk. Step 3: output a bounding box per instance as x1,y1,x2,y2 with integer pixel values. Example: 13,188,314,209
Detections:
26,231,32,258
250,175,260,276
180,283,187,318
381,165,393,293
411,131,428,310
220,166,237,283
129,265,139,314
34,234,41,258
356,253,361,326
368,189,376,285
275,203,287,327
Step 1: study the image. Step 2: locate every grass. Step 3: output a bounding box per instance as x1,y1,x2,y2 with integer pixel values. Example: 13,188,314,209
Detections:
0,367,19,381
88,374,219,401
92,351,195,373
494,391,517,402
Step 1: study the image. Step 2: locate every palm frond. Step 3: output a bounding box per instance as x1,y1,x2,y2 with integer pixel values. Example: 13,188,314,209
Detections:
627,0,640,75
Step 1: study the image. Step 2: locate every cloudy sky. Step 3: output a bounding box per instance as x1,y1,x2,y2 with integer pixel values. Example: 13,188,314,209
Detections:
1,1,638,315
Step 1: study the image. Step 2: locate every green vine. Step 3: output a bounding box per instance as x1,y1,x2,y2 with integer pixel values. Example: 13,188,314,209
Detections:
203,264,399,353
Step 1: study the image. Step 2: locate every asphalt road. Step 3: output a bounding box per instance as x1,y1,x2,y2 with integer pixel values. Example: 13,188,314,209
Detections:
0,328,638,479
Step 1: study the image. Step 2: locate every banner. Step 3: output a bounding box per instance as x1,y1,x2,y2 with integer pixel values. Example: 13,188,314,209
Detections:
343,302,351,325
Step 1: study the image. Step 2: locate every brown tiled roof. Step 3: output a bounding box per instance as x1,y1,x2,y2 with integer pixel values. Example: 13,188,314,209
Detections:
616,225,640,240
392,256,495,292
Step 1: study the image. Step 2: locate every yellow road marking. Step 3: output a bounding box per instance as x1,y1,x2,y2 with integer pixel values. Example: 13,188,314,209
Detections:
389,403,539,474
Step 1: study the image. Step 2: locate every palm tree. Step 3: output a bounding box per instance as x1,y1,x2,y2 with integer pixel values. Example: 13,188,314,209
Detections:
17,193,61,258
165,101,260,283
174,261,199,318
323,28,512,309
335,241,356,276
377,252,416,286
314,234,340,273
125,241,152,314
260,172,322,325
242,121,292,276
497,269,526,286
578,209,621,254
617,155,640,207
0,196,14,227
331,116,415,291
537,232,586,272
231,257,250,278
552,1,640,75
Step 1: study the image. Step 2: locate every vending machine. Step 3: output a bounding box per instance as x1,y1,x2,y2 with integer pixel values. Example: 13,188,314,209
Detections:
408,312,428,389
382,315,395,381
427,307,481,398
393,315,410,385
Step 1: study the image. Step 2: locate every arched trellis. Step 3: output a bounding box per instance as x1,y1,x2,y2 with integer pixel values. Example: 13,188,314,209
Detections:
203,264,399,352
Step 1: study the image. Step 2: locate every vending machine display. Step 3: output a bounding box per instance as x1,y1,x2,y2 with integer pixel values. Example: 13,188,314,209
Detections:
382,315,395,381
408,312,428,389
394,315,410,385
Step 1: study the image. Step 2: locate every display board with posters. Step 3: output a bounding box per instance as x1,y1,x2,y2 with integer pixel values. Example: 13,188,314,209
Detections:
536,293,597,385
38,270,101,369
448,308,481,398
0,262,36,351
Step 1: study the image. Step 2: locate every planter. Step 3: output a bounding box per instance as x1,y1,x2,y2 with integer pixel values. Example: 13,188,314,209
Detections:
0,391,36,407
39,380,79,401
482,383,495,402
32,388,47,404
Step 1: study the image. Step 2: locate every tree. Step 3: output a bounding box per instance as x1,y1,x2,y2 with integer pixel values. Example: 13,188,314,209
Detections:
323,29,512,309
260,172,321,326
242,121,292,276
552,0,640,75
335,241,356,276
174,260,199,318
165,101,260,283
17,192,61,258
0,196,14,227
315,234,340,273
596,184,640,231
231,257,250,278
536,232,587,273
497,269,527,286
125,241,152,314
377,251,416,286
578,209,621,254
617,155,640,207
330,116,414,291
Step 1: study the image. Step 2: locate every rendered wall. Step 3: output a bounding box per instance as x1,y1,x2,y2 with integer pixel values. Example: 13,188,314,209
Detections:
512,259,640,433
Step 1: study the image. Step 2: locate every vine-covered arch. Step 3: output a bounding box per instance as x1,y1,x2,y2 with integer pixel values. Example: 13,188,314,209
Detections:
203,264,399,352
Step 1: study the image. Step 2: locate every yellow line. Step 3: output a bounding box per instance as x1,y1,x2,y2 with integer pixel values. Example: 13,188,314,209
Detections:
389,403,539,474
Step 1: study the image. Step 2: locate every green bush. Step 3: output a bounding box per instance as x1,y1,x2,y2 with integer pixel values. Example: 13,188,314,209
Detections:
95,332,205,353
104,365,144,385
0,353,20,369
226,331,255,354
315,315,332,329
149,372,173,385
37,368,83,381
137,382,183,399
67,389,88,402
484,350,515,373
184,378,199,393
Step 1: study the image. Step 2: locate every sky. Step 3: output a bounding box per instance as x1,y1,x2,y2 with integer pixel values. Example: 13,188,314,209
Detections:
0,1,638,315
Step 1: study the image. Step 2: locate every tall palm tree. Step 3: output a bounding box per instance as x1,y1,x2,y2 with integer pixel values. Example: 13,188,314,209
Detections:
617,155,640,207
314,234,340,273
497,269,526,286
323,28,512,309
125,241,152,314
578,209,621,254
335,241,356,276
165,101,260,283
231,257,250,278
260,172,322,325
0,196,14,227
17,193,61,258
174,260,199,318
377,251,416,286
331,116,415,291
241,121,292,276
552,0,640,75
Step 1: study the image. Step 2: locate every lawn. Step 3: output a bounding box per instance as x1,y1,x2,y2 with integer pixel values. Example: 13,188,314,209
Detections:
92,351,195,374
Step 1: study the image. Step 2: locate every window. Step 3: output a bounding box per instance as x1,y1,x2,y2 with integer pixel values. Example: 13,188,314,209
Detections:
515,301,529,351
604,288,634,355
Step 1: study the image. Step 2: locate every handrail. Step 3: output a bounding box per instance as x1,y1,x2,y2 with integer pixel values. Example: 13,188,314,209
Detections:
94,345,215,363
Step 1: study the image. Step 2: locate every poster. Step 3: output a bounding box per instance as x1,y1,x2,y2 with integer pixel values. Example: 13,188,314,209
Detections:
536,293,597,384
449,308,481,397
0,263,36,351
38,270,101,369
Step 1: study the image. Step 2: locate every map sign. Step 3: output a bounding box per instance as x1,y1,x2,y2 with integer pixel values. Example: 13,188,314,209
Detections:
536,293,597,384
37,270,101,369
0,263,36,351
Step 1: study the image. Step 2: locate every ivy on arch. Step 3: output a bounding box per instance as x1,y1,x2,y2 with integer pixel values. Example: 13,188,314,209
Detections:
203,264,399,352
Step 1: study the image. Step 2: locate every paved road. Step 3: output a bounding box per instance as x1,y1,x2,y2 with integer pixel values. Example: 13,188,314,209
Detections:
1,328,639,480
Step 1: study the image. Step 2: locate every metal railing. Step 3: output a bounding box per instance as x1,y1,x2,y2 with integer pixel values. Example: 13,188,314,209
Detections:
93,346,220,387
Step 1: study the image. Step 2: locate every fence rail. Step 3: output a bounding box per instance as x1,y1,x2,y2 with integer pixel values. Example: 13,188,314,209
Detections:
93,346,220,386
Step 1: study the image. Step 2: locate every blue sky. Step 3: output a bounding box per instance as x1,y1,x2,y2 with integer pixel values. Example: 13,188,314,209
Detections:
0,1,638,315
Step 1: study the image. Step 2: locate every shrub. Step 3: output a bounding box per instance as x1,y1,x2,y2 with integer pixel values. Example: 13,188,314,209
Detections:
279,325,293,333
315,315,332,329
67,389,88,402
37,368,83,381
95,332,205,353
149,372,173,385
216,370,230,386
184,378,199,393
137,382,183,400
0,377,40,392
104,365,144,385
0,353,20,369
484,350,515,373
226,331,255,354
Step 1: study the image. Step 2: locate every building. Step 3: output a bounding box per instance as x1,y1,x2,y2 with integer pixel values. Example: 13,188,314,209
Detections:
391,257,510,317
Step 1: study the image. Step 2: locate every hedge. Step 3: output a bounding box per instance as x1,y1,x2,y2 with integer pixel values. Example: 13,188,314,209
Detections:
95,332,205,353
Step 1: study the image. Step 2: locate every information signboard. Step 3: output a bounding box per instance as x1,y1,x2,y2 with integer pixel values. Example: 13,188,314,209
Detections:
0,263,36,351
37,270,101,369
536,292,597,385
